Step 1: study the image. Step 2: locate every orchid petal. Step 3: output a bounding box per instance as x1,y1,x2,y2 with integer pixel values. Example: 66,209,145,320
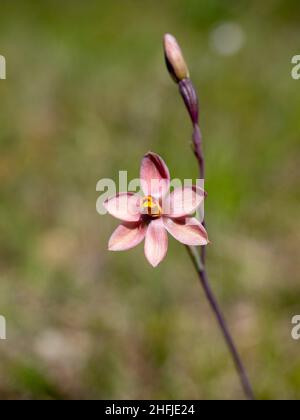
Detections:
163,216,208,246
140,152,170,199
144,218,168,267
164,186,205,218
108,222,146,251
104,193,141,222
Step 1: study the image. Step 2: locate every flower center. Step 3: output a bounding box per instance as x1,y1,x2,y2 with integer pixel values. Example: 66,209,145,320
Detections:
141,195,162,219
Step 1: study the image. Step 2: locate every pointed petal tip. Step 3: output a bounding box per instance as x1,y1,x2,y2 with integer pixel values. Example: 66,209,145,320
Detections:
144,151,155,158
198,239,209,246
146,255,164,268
148,259,160,268
108,241,118,251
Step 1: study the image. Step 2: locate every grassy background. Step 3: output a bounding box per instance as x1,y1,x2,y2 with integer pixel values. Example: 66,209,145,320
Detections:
0,0,300,399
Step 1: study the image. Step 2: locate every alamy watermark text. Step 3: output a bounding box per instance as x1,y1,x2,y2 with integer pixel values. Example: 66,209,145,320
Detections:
0,316,6,340
0,55,6,79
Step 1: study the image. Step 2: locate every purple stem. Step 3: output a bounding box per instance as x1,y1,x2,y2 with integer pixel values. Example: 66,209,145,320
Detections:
186,246,254,400
179,78,255,400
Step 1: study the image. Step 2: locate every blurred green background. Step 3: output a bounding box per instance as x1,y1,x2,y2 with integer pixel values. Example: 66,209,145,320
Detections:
0,0,299,400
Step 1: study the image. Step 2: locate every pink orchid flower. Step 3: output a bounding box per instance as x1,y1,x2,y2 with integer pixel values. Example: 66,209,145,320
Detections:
104,152,209,267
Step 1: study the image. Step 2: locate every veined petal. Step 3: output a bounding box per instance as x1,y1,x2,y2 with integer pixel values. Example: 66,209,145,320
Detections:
144,218,168,267
108,222,146,251
140,152,170,199
163,216,208,246
104,193,141,222
164,186,205,218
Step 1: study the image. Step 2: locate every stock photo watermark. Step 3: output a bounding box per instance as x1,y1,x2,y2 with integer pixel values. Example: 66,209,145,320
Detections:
96,171,205,220
291,315,300,340
0,315,6,340
291,55,300,80
0,55,6,79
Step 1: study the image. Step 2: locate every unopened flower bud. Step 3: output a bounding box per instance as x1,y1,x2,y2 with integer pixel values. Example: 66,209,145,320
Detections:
179,78,199,124
163,33,189,83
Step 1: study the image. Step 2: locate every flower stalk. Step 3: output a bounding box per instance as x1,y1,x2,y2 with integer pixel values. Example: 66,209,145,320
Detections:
164,33,254,400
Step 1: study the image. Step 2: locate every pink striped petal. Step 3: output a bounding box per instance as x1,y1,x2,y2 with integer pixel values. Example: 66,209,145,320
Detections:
164,186,205,218
140,152,170,199
104,193,141,222
144,218,168,267
163,216,208,246
108,222,146,251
